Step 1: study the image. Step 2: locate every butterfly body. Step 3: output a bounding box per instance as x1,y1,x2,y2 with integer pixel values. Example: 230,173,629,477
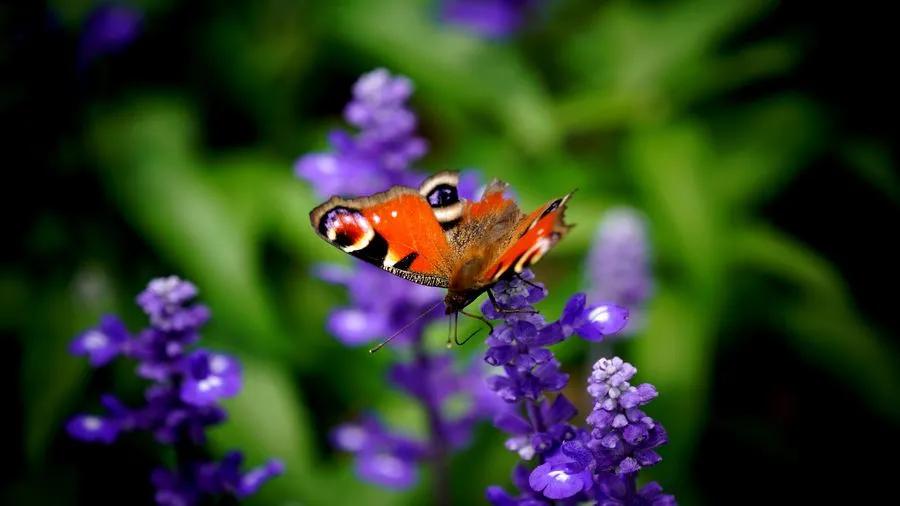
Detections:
310,172,572,314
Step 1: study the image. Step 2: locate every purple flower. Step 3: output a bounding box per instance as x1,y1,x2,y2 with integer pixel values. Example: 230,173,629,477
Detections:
332,417,426,489
234,458,285,498
442,0,545,38
587,357,666,475
482,271,674,503
486,463,550,506
595,474,677,506
69,314,129,366
152,453,284,505
66,414,120,444
68,276,282,503
152,467,198,506
357,451,418,489
588,207,653,334
295,68,427,199
560,293,629,342
320,263,442,346
137,276,211,333
180,350,242,406
529,446,592,500
529,461,584,499
142,383,227,446
78,4,143,67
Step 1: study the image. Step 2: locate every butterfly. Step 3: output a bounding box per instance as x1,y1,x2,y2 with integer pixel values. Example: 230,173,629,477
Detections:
310,171,572,320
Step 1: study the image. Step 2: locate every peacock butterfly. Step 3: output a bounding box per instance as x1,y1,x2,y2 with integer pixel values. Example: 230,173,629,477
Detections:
310,171,572,316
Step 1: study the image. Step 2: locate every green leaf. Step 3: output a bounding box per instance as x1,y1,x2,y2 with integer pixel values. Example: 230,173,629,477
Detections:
713,96,826,209
329,0,559,154
88,97,289,357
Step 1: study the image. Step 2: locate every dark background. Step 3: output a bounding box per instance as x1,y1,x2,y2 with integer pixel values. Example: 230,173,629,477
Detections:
3,0,898,504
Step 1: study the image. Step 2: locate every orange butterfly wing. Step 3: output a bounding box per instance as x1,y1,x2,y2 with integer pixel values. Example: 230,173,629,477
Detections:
310,187,453,288
310,171,573,297
479,193,573,284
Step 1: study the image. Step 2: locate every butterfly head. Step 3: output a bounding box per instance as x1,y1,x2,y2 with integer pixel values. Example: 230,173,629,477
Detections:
443,289,481,315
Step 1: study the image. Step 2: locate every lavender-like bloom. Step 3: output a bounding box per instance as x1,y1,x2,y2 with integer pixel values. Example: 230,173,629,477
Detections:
588,207,653,334
78,4,143,67
333,416,427,489
441,0,545,38
67,276,282,505
315,263,442,346
295,68,427,199
297,70,500,503
483,272,674,504
69,315,129,367
587,357,666,475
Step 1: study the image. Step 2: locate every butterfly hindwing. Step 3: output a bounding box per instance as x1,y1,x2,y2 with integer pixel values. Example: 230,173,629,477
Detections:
310,187,452,288
479,192,573,283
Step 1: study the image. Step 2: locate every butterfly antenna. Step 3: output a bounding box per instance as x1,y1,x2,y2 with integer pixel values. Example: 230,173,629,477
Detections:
369,300,444,354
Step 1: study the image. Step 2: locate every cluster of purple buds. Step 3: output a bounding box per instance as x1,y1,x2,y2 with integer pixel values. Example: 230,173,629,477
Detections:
482,272,674,504
67,276,283,505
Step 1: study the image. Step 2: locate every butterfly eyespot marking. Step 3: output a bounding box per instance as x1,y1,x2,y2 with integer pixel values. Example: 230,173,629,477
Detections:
318,207,374,253
426,184,459,208
421,173,464,226
427,185,463,224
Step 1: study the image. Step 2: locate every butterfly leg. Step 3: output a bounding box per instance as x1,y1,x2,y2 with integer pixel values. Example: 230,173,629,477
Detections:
460,309,495,336
487,289,538,315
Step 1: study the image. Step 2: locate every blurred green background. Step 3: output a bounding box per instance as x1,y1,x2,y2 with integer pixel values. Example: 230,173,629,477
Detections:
3,0,899,504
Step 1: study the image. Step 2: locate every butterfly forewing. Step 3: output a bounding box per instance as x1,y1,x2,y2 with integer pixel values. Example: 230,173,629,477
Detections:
478,193,573,284
310,187,452,288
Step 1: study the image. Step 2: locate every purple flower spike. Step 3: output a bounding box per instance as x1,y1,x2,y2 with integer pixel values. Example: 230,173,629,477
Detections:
587,357,667,475
69,276,282,503
67,414,120,444
69,315,129,367
295,68,427,199
180,350,242,406
331,417,428,489
483,270,675,503
588,207,653,335
320,262,442,347
137,276,210,332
